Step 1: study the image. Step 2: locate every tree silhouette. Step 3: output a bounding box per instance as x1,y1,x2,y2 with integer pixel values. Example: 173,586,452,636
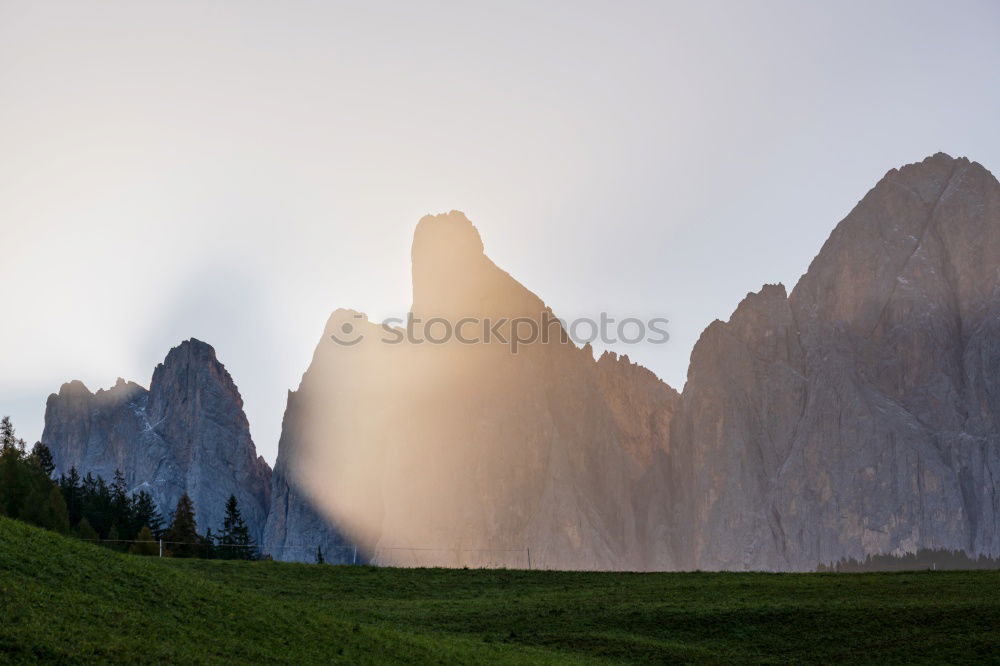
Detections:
129,526,160,556
132,491,164,538
165,493,200,558
29,442,55,478
217,494,256,560
77,516,99,542
0,416,15,451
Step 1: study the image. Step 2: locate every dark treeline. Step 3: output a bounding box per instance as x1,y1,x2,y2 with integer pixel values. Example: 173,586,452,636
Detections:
818,549,1000,572
0,415,259,559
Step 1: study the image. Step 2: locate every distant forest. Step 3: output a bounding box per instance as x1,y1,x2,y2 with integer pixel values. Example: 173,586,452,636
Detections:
0,415,258,559
818,549,1000,572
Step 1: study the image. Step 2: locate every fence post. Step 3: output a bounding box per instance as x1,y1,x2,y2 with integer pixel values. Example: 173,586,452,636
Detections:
352,545,357,565
527,547,531,570
159,539,163,558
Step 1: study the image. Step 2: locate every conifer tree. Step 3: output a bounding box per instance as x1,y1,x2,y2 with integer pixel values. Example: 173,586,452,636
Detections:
131,491,164,537
217,494,256,560
59,467,84,526
129,526,159,556
48,485,70,534
107,524,122,551
29,442,55,478
21,484,69,533
77,516,99,542
0,416,15,451
0,438,28,518
202,528,217,559
110,469,133,536
316,545,325,564
87,475,112,537
165,492,200,558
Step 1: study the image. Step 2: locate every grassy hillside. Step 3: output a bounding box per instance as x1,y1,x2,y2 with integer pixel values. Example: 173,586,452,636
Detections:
1,518,999,664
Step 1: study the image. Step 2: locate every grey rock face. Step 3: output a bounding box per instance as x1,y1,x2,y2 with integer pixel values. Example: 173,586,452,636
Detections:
263,385,358,563
274,155,1000,571
53,152,999,571
668,153,1000,570
43,339,272,543
264,212,682,568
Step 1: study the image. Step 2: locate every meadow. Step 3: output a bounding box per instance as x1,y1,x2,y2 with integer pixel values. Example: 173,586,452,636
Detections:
1,517,998,664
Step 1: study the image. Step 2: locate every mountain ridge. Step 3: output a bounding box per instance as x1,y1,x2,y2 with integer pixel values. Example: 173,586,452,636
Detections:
42,338,272,543
41,152,1000,570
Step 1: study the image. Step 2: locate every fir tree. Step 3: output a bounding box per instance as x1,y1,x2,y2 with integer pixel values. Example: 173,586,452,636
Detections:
59,467,84,526
165,492,200,558
21,484,70,533
106,523,122,551
131,491,164,537
129,526,159,556
217,494,256,560
29,442,55,478
202,528,217,559
81,474,112,537
48,485,70,534
77,516,99,542
110,469,133,536
0,416,15,451
0,432,30,518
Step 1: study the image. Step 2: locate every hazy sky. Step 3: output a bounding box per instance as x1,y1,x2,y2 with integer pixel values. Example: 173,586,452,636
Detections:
2,0,998,464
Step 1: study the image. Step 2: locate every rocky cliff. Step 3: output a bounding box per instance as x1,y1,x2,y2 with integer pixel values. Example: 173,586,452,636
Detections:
665,153,1000,570
43,339,272,543
44,152,999,571
270,153,1000,570
264,212,681,567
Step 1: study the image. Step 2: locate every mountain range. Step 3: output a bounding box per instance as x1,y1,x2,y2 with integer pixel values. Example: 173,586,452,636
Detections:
41,153,1000,570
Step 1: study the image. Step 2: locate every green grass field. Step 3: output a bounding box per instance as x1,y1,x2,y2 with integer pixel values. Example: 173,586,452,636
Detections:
1,518,999,664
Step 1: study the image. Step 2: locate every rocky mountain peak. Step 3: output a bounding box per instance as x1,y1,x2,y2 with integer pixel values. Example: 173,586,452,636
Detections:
150,338,246,416
412,210,485,260
410,210,548,321
267,208,682,568
57,379,92,398
160,337,219,366
788,153,993,335
669,152,1000,570
44,339,272,543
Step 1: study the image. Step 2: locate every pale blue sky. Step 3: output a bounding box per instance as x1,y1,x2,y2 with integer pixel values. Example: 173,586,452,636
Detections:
2,0,998,463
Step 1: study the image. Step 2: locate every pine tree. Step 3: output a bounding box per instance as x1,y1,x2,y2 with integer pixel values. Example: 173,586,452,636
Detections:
110,469,133,537
217,494,256,560
59,467,84,526
77,516,99,542
0,416,15,452
316,545,325,564
0,435,28,518
21,484,69,533
165,492,200,558
131,491,164,537
129,526,159,556
202,528,217,559
81,474,112,537
29,442,55,478
106,523,122,551
48,485,70,534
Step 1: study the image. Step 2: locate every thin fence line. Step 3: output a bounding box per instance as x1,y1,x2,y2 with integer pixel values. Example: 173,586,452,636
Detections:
77,537,533,568
80,539,527,553
373,546,528,552
77,538,354,551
